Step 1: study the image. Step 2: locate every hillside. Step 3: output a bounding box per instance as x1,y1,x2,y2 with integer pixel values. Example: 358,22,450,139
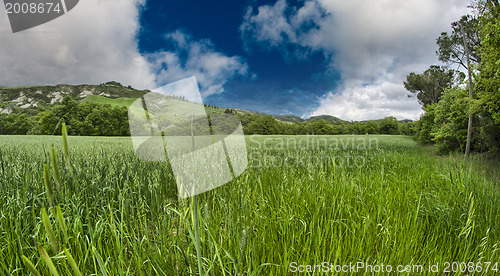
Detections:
273,115,305,123
0,82,419,136
306,115,344,122
0,81,148,114
0,82,262,116
0,82,409,123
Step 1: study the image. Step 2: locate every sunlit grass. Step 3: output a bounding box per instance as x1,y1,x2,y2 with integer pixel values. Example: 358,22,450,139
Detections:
0,134,498,275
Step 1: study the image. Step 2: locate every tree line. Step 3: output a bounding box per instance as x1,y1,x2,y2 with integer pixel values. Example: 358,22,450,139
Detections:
0,96,130,136
404,0,500,155
1,1,498,157
240,114,415,136
0,94,416,136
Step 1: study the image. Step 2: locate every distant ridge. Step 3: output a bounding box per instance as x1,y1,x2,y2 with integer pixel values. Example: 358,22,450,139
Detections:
273,115,345,123
0,82,258,116
0,82,413,122
273,115,305,123
305,115,344,123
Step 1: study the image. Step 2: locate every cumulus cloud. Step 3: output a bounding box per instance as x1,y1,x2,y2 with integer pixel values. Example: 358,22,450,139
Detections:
240,0,327,59
241,0,471,120
313,81,425,121
0,0,155,89
149,30,248,98
0,1,247,96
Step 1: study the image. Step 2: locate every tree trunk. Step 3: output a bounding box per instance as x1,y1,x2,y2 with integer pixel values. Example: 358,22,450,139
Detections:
462,24,474,158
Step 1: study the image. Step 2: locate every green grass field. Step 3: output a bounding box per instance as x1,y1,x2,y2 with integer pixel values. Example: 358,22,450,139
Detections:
0,135,498,275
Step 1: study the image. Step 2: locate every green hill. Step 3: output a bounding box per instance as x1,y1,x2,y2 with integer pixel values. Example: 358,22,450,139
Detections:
305,115,344,123
0,81,149,113
1,82,397,123
0,82,265,117
0,82,420,137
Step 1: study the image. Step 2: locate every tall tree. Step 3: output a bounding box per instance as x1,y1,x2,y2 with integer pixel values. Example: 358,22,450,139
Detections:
475,0,500,153
404,65,463,106
436,14,483,157
461,23,475,158
436,15,481,69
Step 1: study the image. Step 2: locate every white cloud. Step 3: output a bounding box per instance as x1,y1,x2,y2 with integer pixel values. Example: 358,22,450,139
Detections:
0,0,155,89
312,81,423,121
241,0,326,59
241,0,471,120
0,1,246,97
149,30,248,98
241,0,295,46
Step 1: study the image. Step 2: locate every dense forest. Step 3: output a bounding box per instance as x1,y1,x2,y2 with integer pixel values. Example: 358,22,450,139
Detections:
0,94,415,137
405,0,500,155
0,96,130,136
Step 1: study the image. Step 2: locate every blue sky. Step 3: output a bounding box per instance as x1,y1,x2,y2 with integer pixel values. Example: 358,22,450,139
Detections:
0,0,471,120
138,0,339,116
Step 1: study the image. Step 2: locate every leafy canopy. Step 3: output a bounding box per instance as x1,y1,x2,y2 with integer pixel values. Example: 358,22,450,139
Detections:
404,65,464,107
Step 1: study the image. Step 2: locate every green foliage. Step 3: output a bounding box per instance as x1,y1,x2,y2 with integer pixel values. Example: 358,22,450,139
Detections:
379,116,399,135
1,135,499,274
306,119,334,134
239,114,411,136
1,84,417,137
103,81,123,87
398,121,418,136
475,0,500,153
404,65,463,106
415,88,482,154
0,83,148,108
431,87,480,153
34,96,131,136
436,14,481,68
417,104,436,143
411,3,500,155
21,255,40,276
305,114,343,122
246,115,280,135
224,108,236,114
84,95,137,107
0,113,34,134
356,121,380,134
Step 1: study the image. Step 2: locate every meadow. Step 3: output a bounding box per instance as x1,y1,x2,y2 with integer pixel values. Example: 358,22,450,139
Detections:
0,134,498,275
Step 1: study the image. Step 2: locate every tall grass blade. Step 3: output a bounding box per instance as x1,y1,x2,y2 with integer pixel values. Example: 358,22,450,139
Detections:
238,225,250,273
64,248,83,276
0,134,499,274
51,146,62,191
61,122,74,175
41,208,59,254
40,248,60,276
21,255,41,276
61,122,69,160
191,195,203,275
56,206,68,245
43,164,54,208
92,245,109,276
460,192,476,239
